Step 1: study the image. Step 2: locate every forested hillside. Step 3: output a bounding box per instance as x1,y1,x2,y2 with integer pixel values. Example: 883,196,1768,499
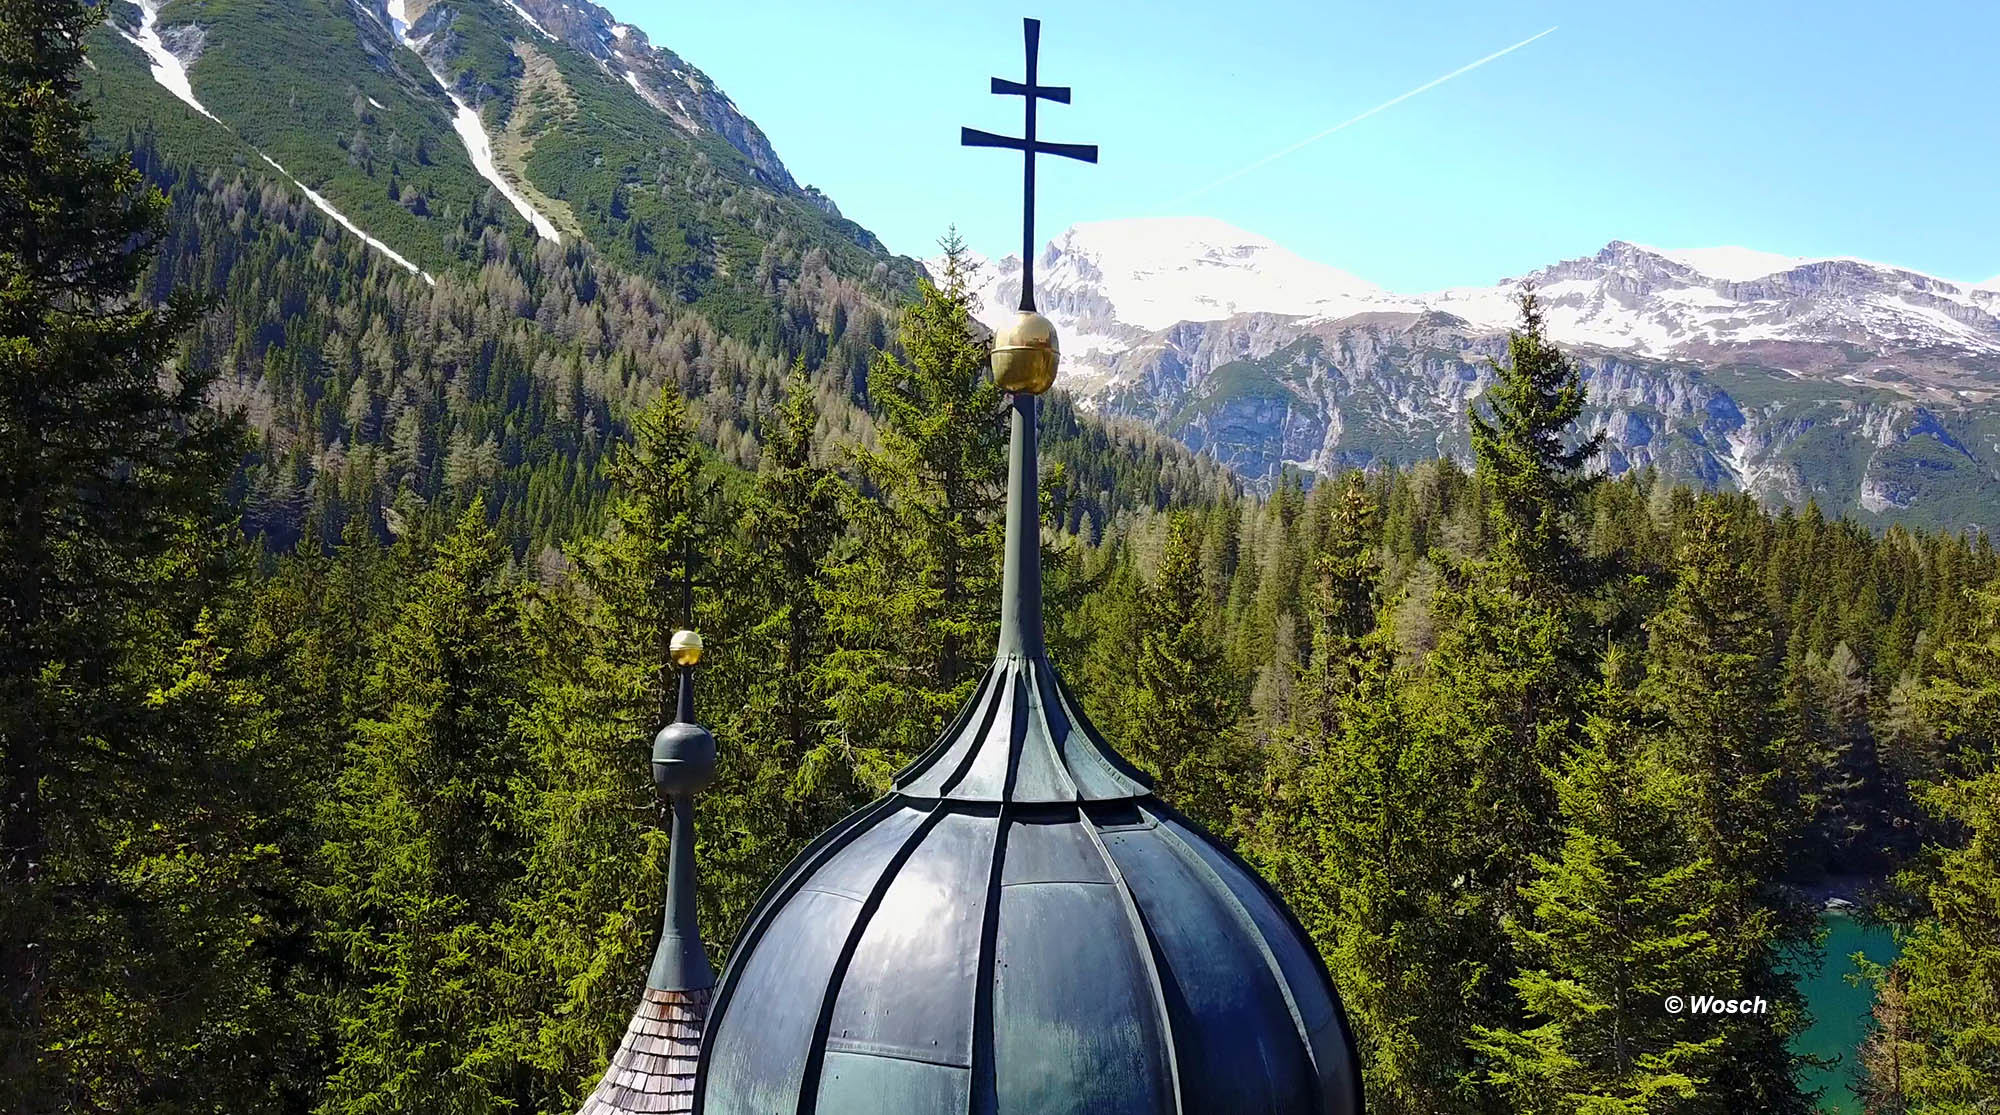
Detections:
5,3,1998,1114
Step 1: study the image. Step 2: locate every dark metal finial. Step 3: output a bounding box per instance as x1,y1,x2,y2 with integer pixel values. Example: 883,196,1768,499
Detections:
961,17,1098,312
648,535,717,991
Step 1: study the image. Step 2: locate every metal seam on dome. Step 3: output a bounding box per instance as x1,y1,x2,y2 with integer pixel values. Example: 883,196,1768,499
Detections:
893,664,998,788
1075,810,1186,1115
1023,658,1083,802
690,794,903,1113
795,802,953,1115
1040,663,1132,801
938,666,1018,799
965,801,1012,1114
1049,664,1154,794
1141,803,1321,1104
967,659,1025,1115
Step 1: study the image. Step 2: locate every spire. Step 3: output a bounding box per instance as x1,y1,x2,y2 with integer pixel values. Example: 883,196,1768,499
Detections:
886,17,1150,805
578,627,715,1115
965,14,1097,661
648,629,715,992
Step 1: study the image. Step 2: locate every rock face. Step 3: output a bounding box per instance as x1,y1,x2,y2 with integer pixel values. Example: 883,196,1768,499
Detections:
505,0,798,190
938,219,2000,530
1088,310,2000,531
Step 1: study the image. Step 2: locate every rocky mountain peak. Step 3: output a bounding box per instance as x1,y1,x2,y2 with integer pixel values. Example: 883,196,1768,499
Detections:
494,0,798,190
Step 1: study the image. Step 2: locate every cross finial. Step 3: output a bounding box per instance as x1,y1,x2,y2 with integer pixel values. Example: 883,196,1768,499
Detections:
962,17,1097,312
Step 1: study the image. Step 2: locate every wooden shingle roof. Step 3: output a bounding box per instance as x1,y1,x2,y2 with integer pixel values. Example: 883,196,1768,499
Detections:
578,986,709,1115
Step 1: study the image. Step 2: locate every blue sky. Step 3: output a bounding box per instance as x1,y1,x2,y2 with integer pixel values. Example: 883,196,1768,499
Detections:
617,1,1999,291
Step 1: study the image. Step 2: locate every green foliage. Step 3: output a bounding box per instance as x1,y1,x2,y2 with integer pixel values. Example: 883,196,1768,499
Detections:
313,506,533,1114
1472,654,1727,1115
820,235,1005,777
1,0,251,1105
20,6,2000,1111
1857,587,2000,1114
1124,512,1248,830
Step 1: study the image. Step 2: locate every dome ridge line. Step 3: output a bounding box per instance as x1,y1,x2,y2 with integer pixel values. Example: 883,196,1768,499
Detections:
793,801,956,1114
1022,658,1084,803
891,665,999,787
1074,807,1189,1115
1141,803,1321,1092
965,804,1015,1110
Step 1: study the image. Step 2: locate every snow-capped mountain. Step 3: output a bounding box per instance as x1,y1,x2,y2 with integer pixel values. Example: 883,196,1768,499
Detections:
934,219,2000,529
942,218,2000,402
945,218,1414,394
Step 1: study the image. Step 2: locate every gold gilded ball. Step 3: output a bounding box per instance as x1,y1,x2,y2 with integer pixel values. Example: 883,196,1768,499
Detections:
991,310,1060,395
669,629,704,667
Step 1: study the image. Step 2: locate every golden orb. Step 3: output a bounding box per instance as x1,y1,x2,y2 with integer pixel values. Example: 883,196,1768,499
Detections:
991,310,1060,395
669,629,704,667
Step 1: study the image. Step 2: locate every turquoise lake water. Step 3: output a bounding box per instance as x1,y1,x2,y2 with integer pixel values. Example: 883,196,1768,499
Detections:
1794,912,1899,1114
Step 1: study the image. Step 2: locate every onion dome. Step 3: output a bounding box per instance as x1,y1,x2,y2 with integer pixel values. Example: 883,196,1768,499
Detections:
691,20,1362,1111
581,632,717,1115
693,313,1363,1115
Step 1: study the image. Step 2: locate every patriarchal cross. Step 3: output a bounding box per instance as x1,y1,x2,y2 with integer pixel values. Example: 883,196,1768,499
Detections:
961,17,1097,313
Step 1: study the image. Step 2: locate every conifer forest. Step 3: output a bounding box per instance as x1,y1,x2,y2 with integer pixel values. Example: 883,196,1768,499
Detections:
4,2,1999,1113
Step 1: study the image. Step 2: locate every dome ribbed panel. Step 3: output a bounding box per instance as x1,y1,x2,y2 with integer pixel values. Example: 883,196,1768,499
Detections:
1097,808,1322,1114
814,811,998,1111
1150,811,1363,1112
697,806,927,1113
695,796,1359,1115
987,815,1177,1114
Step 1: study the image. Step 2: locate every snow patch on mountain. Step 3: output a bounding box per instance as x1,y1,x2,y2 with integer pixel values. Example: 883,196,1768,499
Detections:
118,0,215,120
113,0,432,281
438,88,559,241
259,155,434,285
939,218,2000,407
1045,217,1396,330
500,0,558,41
384,0,559,243
1648,246,1810,281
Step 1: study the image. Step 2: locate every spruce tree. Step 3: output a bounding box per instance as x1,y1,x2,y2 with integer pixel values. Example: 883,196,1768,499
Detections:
1,0,240,1103
1405,290,1608,1106
315,505,531,1115
1645,502,1815,1114
1125,512,1247,831
822,232,1004,774
1468,288,1605,596
1473,650,1726,1115
1857,586,2000,1112
501,389,714,1107
705,361,863,936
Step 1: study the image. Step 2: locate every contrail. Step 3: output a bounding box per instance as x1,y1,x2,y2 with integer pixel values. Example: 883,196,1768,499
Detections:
1163,26,1559,207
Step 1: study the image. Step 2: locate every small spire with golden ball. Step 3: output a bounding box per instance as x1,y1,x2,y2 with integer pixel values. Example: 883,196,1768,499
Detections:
991,310,1060,395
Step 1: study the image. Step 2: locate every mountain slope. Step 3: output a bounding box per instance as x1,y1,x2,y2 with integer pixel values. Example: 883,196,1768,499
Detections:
86,0,920,338
948,219,2000,530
